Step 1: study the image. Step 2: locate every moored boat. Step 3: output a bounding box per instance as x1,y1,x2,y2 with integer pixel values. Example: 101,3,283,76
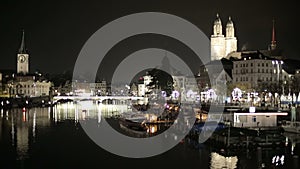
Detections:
282,121,300,133
119,117,148,133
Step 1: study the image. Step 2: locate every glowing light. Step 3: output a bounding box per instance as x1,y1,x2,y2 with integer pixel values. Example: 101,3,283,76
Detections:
75,107,79,123
22,111,26,122
232,87,242,100
171,90,180,98
249,106,256,113
33,112,36,138
234,112,287,116
97,108,102,124
151,126,156,133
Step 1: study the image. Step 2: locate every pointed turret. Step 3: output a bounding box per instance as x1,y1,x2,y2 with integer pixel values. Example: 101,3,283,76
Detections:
226,16,233,26
270,19,277,50
213,13,223,36
18,30,27,54
226,16,235,38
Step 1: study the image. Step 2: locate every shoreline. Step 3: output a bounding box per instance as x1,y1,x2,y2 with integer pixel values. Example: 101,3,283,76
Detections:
0,96,53,109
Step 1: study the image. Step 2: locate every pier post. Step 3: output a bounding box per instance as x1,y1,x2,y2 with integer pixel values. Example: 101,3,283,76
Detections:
246,136,249,149
293,155,299,169
257,147,262,168
227,122,231,147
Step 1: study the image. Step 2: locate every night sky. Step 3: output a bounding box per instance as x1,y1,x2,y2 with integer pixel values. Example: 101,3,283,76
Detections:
0,0,299,75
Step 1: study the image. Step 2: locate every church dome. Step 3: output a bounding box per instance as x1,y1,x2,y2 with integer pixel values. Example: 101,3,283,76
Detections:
226,16,234,27
214,13,222,25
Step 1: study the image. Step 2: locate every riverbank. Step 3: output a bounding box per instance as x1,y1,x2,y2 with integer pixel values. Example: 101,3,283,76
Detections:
0,96,52,109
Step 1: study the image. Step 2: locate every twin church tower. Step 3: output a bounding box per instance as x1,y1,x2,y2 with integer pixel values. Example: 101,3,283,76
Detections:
211,13,237,61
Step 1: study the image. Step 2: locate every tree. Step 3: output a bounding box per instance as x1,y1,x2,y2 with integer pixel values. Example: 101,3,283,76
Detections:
147,68,174,96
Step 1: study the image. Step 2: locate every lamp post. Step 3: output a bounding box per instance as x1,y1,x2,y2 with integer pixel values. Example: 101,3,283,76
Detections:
8,83,12,98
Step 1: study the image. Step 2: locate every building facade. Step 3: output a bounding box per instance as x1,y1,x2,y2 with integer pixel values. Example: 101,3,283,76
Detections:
70,80,109,96
137,75,153,97
173,75,199,101
232,52,284,90
8,77,51,97
90,81,108,96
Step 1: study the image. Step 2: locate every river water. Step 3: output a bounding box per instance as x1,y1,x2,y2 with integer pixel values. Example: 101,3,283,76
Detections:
0,102,299,169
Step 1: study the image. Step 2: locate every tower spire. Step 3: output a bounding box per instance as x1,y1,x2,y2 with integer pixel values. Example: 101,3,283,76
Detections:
19,30,27,54
213,13,222,36
270,19,277,50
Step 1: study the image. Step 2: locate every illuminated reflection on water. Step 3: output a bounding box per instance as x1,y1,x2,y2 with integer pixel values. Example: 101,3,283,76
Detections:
0,102,299,169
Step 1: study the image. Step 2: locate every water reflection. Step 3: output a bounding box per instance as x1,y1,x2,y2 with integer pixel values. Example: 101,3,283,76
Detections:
0,101,131,161
0,102,300,168
210,152,238,169
52,101,130,123
1,107,51,160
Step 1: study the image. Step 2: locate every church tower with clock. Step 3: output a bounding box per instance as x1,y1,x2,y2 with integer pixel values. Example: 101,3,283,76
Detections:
17,30,29,74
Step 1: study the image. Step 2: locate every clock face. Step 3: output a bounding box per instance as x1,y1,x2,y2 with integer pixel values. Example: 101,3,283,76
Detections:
18,55,25,63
